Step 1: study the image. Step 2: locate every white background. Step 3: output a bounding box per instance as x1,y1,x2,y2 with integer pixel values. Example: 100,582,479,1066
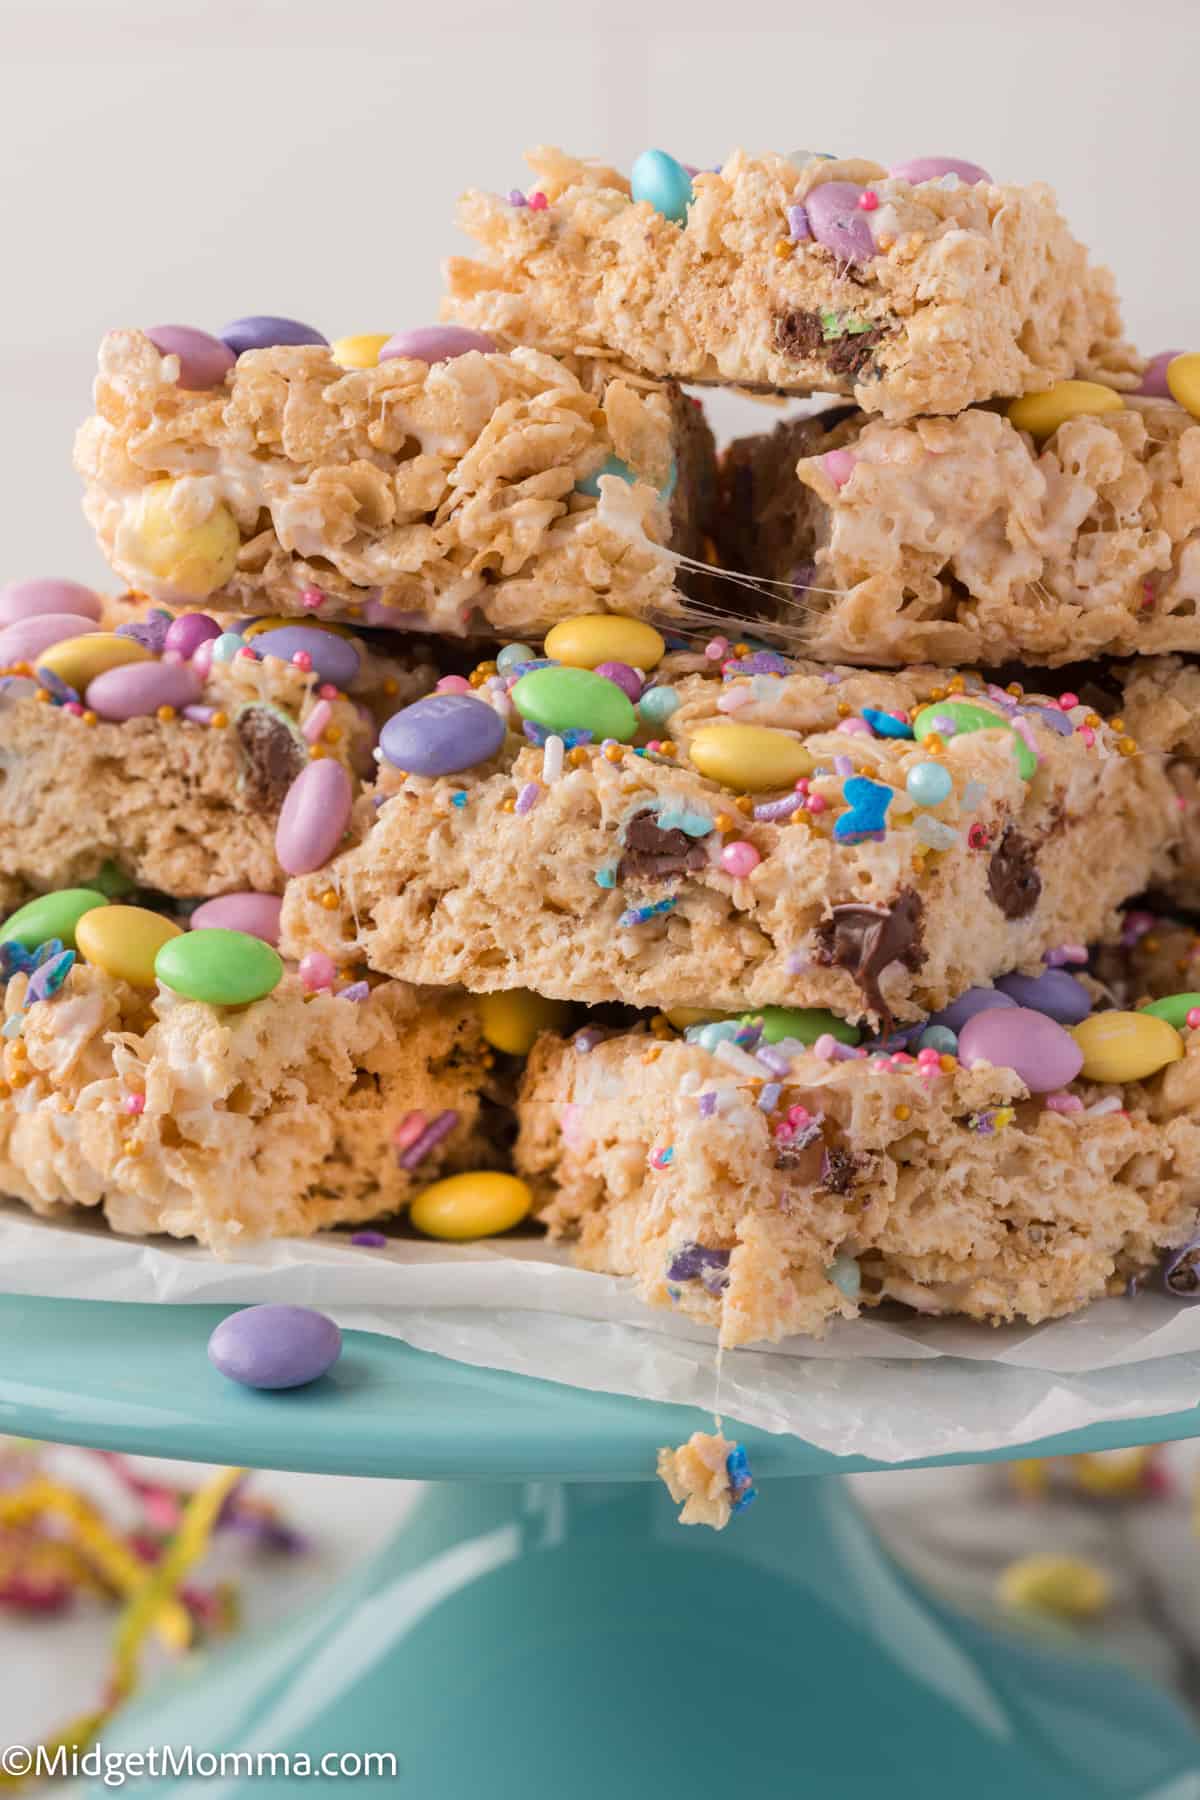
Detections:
1,0,1198,583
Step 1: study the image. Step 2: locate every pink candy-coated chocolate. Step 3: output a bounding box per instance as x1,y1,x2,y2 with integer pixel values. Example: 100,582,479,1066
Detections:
275,759,353,874
84,659,202,721
378,327,496,365
164,611,221,658
0,613,102,669
145,325,235,391
887,157,993,187
822,449,857,489
189,893,284,945
957,1004,1083,1094
804,183,877,263
0,578,103,628
1138,350,1186,398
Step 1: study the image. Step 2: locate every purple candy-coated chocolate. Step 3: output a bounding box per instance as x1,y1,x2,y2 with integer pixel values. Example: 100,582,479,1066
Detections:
0,579,102,628
207,1304,342,1390
928,987,1016,1035
0,613,101,668
84,659,202,722
351,1230,389,1248
145,325,235,391
219,315,329,356
189,892,284,945
1138,350,1186,398
804,182,877,263
888,156,993,187
275,759,353,875
164,611,221,658
957,1004,1083,1094
995,968,1093,1026
593,660,642,700
378,326,496,365
379,692,506,777
251,625,361,689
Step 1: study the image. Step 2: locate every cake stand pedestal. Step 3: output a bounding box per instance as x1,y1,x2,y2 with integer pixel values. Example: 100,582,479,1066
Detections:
3,1294,1198,1798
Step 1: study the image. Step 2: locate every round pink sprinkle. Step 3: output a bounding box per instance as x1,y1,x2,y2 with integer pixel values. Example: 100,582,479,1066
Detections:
890,1052,915,1067
300,587,325,611
63,700,84,716
299,951,337,992
124,1094,145,1115
705,637,729,660
787,1104,811,1127
291,650,314,672
318,683,339,700
236,646,257,661
822,449,857,489
528,192,548,211
807,794,827,813
857,190,879,211
1188,1008,1200,1030
916,1048,940,1067
1058,692,1078,711
436,675,472,695
794,777,810,793
721,840,761,878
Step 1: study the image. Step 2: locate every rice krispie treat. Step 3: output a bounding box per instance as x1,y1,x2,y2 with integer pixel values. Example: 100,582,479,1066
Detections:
74,328,716,634
0,584,434,910
714,394,1200,667
0,919,496,1251
443,147,1137,421
515,982,1200,1346
281,639,1178,1028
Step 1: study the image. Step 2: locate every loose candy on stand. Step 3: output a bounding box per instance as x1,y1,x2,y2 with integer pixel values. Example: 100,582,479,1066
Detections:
207,1304,342,1389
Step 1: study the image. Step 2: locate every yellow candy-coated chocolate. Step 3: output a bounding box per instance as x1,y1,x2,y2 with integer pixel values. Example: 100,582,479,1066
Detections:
409,1171,532,1241
330,334,390,370
131,480,240,599
36,632,152,689
478,989,571,1057
1006,381,1124,440
1167,352,1200,420
998,1553,1111,1620
1070,1009,1184,1084
664,1006,726,1030
544,614,666,672
687,723,814,793
76,904,182,988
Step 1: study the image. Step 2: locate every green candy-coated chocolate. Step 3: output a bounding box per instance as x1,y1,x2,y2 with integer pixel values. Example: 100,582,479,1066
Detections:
912,700,1036,781
512,666,637,744
154,927,283,1007
736,1006,861,1047
1140,993,1200,1029
1,888,108,951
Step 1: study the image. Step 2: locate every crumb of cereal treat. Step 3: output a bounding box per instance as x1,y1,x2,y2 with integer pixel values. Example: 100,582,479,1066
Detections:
657,1432,756,1530
0,956,498,1251
515,996,1200,1347
74,331,717,633
443,147,1137,422
0,595,433,906
712,399,1200,668
280,654,1178,1029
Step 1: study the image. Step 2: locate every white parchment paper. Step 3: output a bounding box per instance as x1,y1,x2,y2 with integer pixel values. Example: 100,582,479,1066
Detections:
5,1201,1200,1463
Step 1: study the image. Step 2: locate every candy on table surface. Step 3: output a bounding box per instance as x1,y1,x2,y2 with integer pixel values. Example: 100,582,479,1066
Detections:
189,892,284,945
1006,379,1124,439
1,888,108,951
207,1304,342,1390
380,691,507,776
154,925,283,1007
378,326,496,364
126,480,241,601
410,1170,533,1241
997,1553,1111,1620
76,903,182,988
478,989,572,1057
145,325,235,390
0,577,102,627
630,148,694,223
512,665,637,744
220,315,328,355
330,333,390,369
0,611,103,668
543,614,666,672
957,1005,1084,1094
275,759,354,875
1071,1010,1184,1083
686,722,813,792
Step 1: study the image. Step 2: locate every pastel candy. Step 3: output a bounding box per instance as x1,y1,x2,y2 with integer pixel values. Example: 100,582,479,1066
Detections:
804,182,877,263
378,327,496,364
208,1304,341,1389
1071,1010,1184,1084
1138,350,1185,398
38,631,153,692
155,926,283,1006
736,1006,860,1046
1141,993,1200,1030
958,1004,1083,1093
1,888,108,951
478,990,572,1057
380,692,507,775
594,661,642,700
888,157,992,186
0,613,102,669
129,481,241,600
1007,381,1124,440
912,699,1036,780
331,334,390,370
189,893,284,945
76,904,182,987
145,325,235,390
544,614,666,671
511,666,637,744
928,988,1016,1034
687,723,814,792
85,659,202,721
251,625,361,688
275,760,353,874
0,579,102,627
220,316,328,355
409,1171,533,1241
630,149,694,224
995,969,1093,1026
1167,353,1200,421
164,612,221,658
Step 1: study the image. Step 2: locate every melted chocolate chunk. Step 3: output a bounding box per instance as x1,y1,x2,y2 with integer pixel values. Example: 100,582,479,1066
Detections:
987,828,1041,920
812,889,925,1029
235,706,307,811
617,810,710,885
826,327,886,379
819,1147,860,1195
773,309,825,358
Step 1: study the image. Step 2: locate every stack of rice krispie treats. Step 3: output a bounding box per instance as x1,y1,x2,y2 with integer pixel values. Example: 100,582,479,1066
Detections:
7,142,1200,1411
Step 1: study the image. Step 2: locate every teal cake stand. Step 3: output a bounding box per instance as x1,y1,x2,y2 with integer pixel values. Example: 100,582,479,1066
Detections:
3,1293,1200,1798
